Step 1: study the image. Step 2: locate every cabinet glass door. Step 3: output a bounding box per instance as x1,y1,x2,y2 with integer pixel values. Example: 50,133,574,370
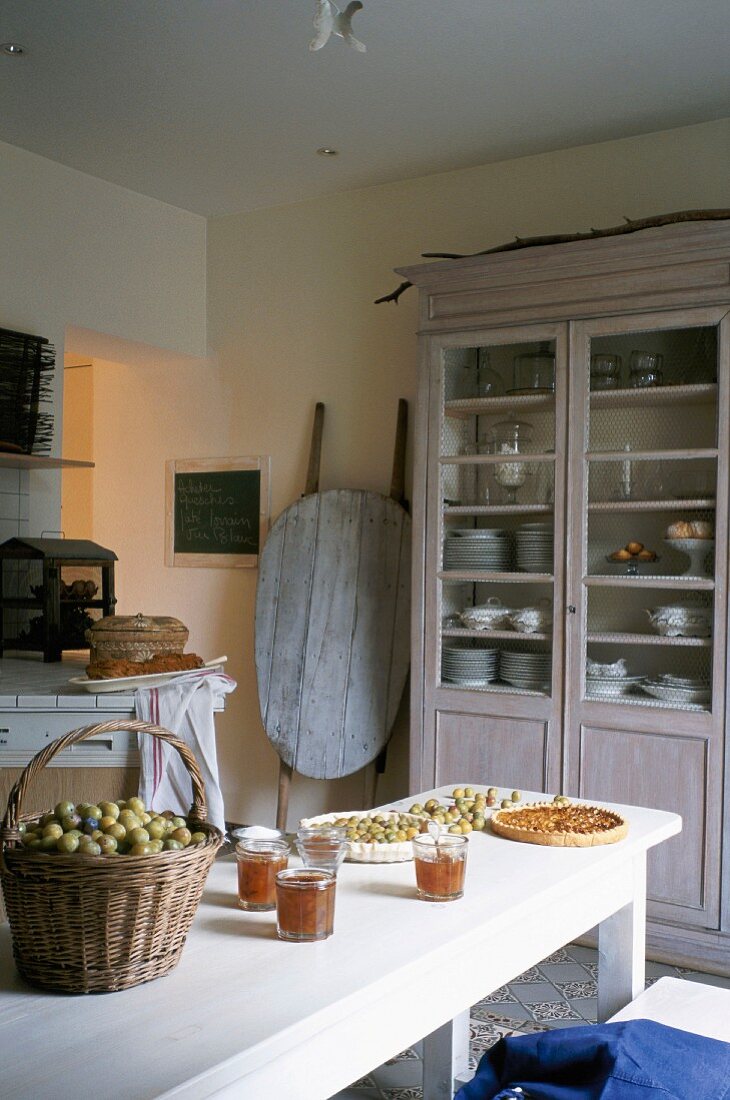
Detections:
573,317,726,713
434,328,566,701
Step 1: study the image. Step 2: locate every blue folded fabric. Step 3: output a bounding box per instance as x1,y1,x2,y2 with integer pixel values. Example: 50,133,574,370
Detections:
455,1019,730,1100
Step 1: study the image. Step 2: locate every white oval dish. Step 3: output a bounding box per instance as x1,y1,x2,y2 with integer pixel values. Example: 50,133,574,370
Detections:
298,810,423,863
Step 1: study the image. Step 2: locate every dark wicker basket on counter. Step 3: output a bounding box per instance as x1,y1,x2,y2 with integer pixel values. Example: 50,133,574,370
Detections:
0,719,223,994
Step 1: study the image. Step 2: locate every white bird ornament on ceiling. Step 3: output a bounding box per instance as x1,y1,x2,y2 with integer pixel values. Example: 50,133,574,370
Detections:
310,0,367,52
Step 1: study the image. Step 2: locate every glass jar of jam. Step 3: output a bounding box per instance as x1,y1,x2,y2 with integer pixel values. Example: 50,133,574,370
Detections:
412,834,468,901
275,868,336,941
236,839,290,911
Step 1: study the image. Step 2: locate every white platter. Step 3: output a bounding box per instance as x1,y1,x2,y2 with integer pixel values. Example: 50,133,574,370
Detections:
69,657,228,693
299,810,423,862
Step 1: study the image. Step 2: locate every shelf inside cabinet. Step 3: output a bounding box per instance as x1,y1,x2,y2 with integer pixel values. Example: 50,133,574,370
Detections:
440,679,550,698
590,383,717,410
587,448,718,463
441,452,556,466
444,504,553,516
443,627,551,642
583,692,709,714
586,631,712,647
584,575,714,590
588,499,715,513
440,570,553,583
445,393,555,418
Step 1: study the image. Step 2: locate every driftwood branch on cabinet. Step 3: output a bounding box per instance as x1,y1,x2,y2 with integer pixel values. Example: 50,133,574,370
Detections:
374,208,730,305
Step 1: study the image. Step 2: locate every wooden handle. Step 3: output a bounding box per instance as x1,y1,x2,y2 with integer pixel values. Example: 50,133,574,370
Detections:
304,402,325,496
390,398,408,506
0,720,210,847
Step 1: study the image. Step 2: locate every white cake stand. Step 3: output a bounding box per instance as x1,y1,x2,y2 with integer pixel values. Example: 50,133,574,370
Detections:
664,538,715,578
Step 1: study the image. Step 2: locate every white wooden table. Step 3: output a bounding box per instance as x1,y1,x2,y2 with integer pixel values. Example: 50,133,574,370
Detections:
0,786,680,1100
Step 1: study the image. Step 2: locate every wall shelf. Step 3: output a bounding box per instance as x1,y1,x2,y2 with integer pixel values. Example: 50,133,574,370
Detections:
0,454,93,470
443,627,551,642
445,392,556,417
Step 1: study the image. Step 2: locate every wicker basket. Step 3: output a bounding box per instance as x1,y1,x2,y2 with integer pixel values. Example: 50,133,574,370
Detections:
86,613,189,664
0,719,223,994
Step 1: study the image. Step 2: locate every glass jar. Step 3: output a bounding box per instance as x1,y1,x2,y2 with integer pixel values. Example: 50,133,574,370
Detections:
275,868,336,941
484,419,533,504
236,839,290,911
512,348,555,394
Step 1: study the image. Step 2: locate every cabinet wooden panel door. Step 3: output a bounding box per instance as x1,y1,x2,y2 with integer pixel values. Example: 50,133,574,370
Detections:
573,724,719,927
434,710,550,792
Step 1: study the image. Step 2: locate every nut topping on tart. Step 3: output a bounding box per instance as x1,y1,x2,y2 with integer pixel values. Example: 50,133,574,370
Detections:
490,802,628,847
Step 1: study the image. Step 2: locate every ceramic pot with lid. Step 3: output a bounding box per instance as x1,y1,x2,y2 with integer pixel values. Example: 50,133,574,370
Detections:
86,612,189,663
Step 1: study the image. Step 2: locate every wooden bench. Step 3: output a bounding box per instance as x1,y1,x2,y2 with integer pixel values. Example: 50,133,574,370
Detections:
610,976,730,1043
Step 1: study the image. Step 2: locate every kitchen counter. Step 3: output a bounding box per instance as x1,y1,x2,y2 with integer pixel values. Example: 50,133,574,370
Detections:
0,653,135,710
0,654,223,771
0,655,138,767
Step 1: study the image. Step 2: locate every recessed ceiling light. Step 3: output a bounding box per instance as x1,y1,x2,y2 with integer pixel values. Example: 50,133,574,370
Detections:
316,147,339,157
2,43,25,56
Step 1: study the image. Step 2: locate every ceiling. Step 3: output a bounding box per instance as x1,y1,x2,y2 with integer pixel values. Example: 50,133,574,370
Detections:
1,0,729,218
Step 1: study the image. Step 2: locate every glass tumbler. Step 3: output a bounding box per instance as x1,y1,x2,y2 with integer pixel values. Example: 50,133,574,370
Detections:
590,353,622,390
412,834,469,901
236,839,290,911
629,351,663,388
275,868,337,941
296,824,348,875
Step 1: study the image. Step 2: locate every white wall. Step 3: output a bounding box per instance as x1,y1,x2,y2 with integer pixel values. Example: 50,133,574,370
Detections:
0,140,207,536
207,117,730,825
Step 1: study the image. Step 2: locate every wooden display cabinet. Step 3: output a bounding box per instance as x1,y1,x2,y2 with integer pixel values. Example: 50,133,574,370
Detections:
400,220,730,972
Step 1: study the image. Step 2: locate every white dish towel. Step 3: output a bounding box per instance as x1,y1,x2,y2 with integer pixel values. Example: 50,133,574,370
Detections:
135,670,236,834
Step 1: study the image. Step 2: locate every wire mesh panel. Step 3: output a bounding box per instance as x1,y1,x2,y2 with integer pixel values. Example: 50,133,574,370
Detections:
581,320,720,714
438,338,559,699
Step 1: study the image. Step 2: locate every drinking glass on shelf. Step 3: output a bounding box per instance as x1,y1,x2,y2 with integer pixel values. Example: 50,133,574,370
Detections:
629,351,663,388
476,349,503,397
590,353,622,390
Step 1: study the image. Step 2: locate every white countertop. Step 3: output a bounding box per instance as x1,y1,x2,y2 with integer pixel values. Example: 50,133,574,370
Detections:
0,654,136,710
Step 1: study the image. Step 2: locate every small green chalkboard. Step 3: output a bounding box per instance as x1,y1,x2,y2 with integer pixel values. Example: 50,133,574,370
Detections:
165,457,270,568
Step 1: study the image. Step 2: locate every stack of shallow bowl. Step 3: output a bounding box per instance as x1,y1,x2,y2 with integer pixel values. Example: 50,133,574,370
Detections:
515,523,554,573
585,674,644,698
443,529,510,572
641,674,710,706
499,650,552,690
441,645,499,685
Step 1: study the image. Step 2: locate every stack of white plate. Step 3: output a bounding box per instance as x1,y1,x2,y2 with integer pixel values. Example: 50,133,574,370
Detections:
515,523,554,574
442,645,499,685
641,674,710,706
499,650,552,690
443,529,511,572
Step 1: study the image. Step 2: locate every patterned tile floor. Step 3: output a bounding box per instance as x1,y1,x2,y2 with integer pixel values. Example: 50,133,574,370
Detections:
331,945,730,1099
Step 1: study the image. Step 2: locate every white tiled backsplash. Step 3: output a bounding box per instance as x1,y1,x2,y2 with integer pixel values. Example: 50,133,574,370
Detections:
0,467,29,542
0,467,31,641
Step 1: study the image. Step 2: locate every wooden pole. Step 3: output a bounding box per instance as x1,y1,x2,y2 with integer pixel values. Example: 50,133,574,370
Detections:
364,398,408,809
276,402,326,833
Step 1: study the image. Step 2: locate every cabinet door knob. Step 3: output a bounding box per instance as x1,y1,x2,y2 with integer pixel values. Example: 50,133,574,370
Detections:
567,605,576,614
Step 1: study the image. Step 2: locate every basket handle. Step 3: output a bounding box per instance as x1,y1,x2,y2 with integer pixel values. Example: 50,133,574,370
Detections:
0,719,210,848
